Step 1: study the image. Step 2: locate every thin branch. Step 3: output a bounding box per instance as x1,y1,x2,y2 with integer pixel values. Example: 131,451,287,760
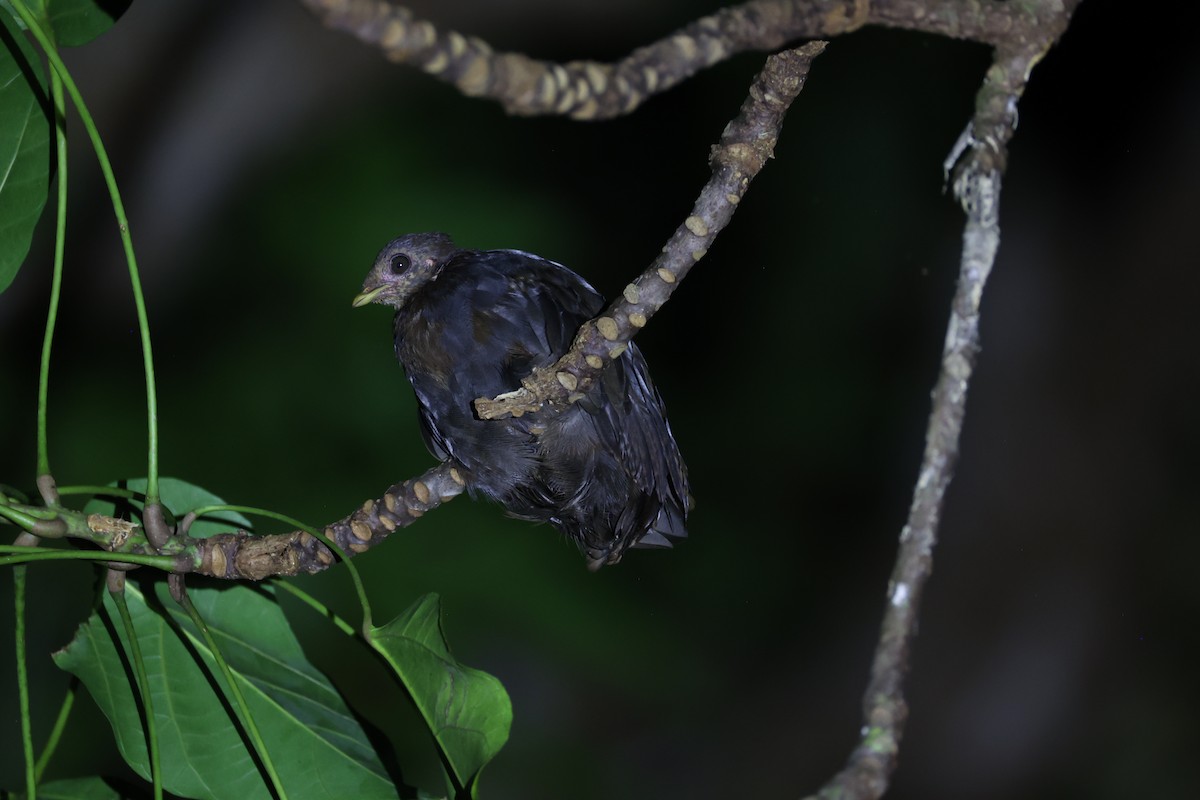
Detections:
805,3,1082,798
0,463,465,580
476,41,826,420
299,0,1056,120
192,463,466,579
806,166,1002,800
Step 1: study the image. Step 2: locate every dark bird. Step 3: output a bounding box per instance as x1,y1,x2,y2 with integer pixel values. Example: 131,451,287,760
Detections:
354,232,690,570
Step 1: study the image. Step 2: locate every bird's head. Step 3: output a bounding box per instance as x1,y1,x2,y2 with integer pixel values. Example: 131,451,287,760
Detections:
353,232,458,309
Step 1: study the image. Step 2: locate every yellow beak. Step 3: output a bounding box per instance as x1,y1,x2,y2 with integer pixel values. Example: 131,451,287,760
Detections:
352,286,385,307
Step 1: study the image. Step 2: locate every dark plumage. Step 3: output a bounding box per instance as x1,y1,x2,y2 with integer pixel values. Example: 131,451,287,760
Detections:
354,232,689,569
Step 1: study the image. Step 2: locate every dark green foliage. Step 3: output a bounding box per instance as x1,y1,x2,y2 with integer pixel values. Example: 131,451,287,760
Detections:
0,8,49,293
0,0,124,292
55,581,397,800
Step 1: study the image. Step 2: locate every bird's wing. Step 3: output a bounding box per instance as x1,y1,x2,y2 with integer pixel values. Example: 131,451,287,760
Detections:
396,249,603,494
597,343,691,541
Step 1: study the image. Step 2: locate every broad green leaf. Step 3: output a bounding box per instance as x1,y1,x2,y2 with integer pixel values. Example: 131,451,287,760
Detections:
371,594,512,791
83,476,253,538
0,8,50,294
54,582,396,800
18,775,125,799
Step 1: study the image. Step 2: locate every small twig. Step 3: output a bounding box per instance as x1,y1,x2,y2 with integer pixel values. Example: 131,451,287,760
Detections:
476,41,826,420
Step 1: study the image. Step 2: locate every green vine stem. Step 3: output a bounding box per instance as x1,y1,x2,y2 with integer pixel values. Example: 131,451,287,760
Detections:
0,547,182,571
33,678,77,782
14,564,36,798
273,580,357,638
55,485,142,499
9,0,162,507
35,44,70,489
0,502,45,532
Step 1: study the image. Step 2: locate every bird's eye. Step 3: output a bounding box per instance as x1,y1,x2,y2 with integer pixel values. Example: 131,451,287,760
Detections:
389,253,412,274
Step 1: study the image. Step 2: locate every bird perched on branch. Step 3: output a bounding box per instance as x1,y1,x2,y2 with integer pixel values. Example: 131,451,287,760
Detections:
354,232,690,570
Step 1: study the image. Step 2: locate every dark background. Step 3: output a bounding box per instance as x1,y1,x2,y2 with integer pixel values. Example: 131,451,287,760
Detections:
2,1,1196,797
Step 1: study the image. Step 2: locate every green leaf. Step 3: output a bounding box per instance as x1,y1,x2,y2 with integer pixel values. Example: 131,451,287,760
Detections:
370,594,512,791
0,0,128,294
41,0,129,47
17,775,125,799
0,8,51,294
1,0,129,45
53,582,397,800
83,476,253,538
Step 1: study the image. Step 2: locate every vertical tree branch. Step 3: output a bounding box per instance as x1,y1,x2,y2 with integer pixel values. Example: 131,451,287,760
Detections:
806,2,1081,797
806,169,1001,800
